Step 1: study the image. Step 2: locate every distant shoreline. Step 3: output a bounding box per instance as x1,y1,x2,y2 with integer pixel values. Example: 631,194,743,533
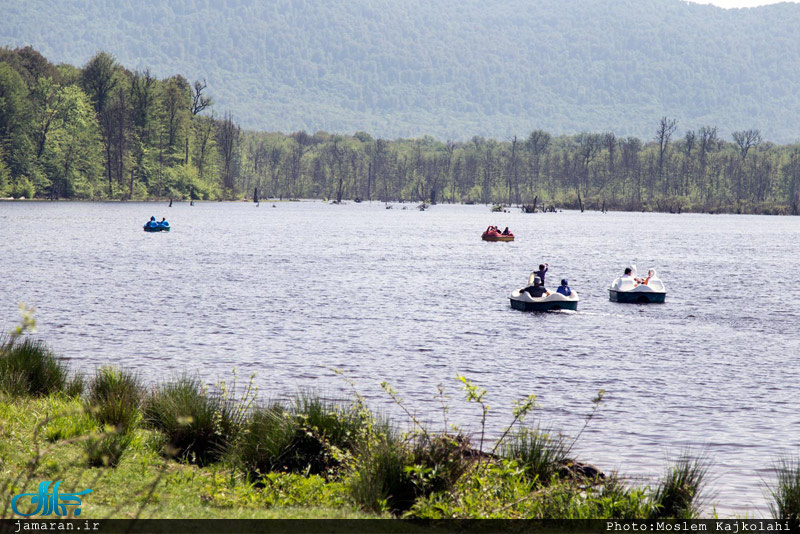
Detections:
1,197,796,217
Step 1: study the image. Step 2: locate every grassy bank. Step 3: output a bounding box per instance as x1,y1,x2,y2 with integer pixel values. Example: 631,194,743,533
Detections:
1,332,798,520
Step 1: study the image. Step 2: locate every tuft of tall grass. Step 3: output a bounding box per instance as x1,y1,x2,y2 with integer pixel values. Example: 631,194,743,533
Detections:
649,453,709,519
348,435,417,515
348,430,472,516
290,394,366,474
84,367,143,432
598,474,655,519
143,376,238,465
0,337,70,397
65,373,85,397
768,457,800,520
500,427,568,484
234,394,371,479
234,402,298,477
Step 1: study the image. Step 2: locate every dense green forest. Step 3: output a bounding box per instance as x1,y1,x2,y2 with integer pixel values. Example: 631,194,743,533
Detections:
1,47,799,214
3,0,800,142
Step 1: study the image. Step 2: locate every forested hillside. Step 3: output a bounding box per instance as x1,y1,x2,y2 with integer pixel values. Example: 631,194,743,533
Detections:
1,47,799,214
2,0,800,142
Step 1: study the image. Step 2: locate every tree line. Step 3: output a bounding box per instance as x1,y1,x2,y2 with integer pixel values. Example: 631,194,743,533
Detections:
1,47,799,214
0,47,228,201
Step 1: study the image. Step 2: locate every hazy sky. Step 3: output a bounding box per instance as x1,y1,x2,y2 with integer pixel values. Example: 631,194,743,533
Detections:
690,0,800,7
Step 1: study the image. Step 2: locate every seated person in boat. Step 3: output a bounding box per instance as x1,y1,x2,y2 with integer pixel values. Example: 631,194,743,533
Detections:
534,263,549,286
502,227,510,235
556,279,571,296
636,269,654,285
521,276,549,298
160,217,169,226
613,267,638,290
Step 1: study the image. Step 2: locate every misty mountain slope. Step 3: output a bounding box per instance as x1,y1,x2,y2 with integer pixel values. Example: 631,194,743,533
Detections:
3,0,800,141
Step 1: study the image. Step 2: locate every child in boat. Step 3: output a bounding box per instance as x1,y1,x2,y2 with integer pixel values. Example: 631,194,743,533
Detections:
534,263,549,286
556,279,571,296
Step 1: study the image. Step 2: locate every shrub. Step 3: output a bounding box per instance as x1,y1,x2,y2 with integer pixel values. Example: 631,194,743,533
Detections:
649,453,709,519
84,367,143,432
500,427,568,484
409,433,472,494
0,337,69,397
143,376,237,465
768,457,800,520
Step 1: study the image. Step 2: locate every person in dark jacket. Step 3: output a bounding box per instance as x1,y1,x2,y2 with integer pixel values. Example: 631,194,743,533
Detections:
520,276,548,298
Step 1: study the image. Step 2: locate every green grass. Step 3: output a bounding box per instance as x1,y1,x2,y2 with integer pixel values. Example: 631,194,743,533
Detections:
84,430,134,468
0,395,380,519
768,457,800,520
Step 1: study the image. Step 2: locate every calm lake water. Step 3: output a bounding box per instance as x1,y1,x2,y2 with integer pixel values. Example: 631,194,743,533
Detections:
1,200,799,517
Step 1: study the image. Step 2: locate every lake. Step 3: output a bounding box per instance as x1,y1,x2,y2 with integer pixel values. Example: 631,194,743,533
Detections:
1,200,798,517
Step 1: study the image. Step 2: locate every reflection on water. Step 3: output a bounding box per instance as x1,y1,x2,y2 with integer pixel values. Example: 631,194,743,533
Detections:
1,200,799,517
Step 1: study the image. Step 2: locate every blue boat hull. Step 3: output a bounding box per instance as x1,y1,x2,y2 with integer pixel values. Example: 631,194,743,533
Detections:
608,289,665,303
510,298,578,312
144,225,171,232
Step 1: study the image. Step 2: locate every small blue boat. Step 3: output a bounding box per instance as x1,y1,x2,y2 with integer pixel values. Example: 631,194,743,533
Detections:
143,219,171,232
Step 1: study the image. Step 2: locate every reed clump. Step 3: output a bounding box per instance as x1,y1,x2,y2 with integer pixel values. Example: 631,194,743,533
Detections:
0,336,77,397
649,453,709,519
84,367,143,432
500,426,568,484
768,457,800,520
142,375,238,465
